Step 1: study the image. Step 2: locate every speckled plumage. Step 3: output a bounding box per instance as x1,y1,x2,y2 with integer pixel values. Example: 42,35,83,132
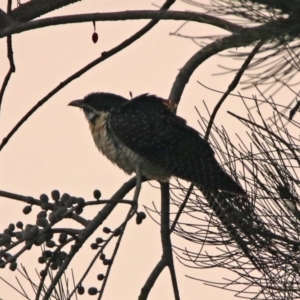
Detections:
69,93,246,196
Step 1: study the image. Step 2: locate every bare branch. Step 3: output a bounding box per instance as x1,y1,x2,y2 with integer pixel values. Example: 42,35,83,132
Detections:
0,10,243,38
205,39,264,140
9,0,81,24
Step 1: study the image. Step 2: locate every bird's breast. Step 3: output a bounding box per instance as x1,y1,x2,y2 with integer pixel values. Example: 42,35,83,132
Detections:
89,113,171,181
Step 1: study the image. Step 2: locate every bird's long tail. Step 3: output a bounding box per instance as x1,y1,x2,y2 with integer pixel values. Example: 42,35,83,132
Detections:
198,185,266,272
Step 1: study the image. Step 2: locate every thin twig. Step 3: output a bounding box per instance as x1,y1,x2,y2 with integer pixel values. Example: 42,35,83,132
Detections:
0,0,16,111
205,39,264,140
170,183,194,233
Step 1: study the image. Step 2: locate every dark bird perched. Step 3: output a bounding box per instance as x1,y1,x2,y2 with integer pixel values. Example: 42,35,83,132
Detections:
68,92,246,197
69,93,300,274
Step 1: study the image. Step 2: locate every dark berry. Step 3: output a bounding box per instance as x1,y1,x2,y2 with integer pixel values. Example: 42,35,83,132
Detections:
103,227,110,234
58,232,67,244
23,205,32,215
9,261,17,271
91,243,98,250
40,269,47,278
37,211,47,219
75,206,83,215
46,240,55,248
138,212,146,219
93,189,101,200
51,190,60,201
16,221,23,229
88,287,98,295
92,32,98,44
96,237,103,244
40,194,49,203
136,211,146,225
38,256,46,264
77,197,85,207
78,285,85,295
8,224,15,231
60,193,70,205
97,274,105,281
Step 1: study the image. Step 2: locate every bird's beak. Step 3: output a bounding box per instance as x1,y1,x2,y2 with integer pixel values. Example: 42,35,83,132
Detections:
68,99,85,108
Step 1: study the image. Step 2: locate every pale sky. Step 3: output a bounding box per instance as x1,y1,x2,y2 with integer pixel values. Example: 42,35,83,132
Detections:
0,1,264,299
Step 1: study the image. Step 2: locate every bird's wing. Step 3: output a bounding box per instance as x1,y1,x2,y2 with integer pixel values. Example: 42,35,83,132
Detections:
109,94,244,195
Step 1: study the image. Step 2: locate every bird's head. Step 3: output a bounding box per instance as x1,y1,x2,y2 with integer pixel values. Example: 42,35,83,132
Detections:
68,92,128,123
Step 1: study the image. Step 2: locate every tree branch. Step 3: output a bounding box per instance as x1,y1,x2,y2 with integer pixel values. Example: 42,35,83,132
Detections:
168,18,290,104
160,183,180,300
139,260,166,300
9,0,80,23
139,183,179,300
204,39,264,140
0,10,243,38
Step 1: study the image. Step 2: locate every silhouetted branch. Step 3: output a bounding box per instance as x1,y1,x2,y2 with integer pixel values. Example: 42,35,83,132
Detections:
204,39,263,140
160,182,180,300
168,23,275,103
0,0,16,112
9,0,81,24
180,0,300,95
140,182,179,300
0,10,242,38
139,260,165,300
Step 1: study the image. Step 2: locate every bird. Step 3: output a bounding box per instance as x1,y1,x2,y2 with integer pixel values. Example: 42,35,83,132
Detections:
68,92,246,197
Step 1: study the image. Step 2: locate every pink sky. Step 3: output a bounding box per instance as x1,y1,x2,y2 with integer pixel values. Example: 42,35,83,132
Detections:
0,1,259,299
